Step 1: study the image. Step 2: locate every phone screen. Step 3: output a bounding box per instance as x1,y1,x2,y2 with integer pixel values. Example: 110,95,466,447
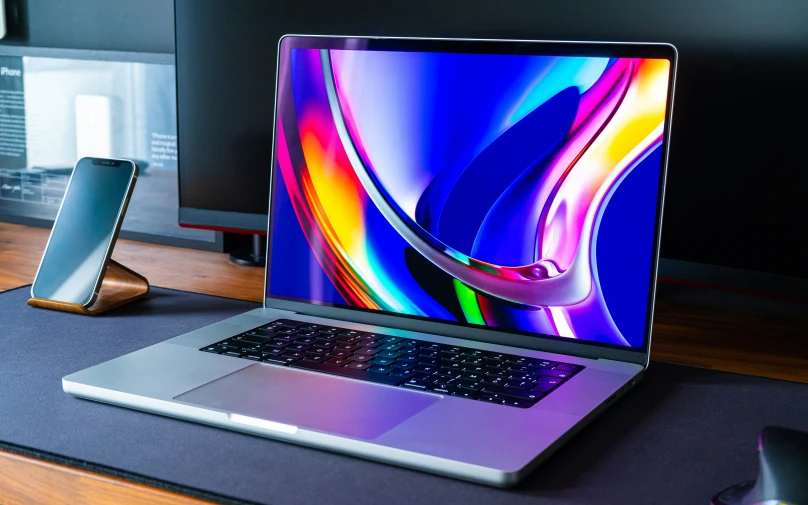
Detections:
31,158,137,305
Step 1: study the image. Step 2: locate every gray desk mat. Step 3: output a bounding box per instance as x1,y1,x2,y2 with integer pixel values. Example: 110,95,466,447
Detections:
2,285,807,505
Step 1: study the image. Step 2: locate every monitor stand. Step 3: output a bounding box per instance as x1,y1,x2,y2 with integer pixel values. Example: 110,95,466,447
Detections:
229,233,266,267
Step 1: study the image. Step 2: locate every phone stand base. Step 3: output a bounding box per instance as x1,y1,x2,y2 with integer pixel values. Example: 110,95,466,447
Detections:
28,260,149,316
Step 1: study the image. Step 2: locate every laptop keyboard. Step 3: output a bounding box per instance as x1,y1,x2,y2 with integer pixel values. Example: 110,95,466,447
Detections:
199,319,584,408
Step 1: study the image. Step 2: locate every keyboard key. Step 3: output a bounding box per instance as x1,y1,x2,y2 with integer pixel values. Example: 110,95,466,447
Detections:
402,378,433,389
276,328,300,335
308,346,330,355
261,348,286,357
415,364,439,374
346,361,372,370
234,334,270,344
380,342,406,351
510,373,534,382
482,376,507,387
419,350,440,358
483,385,544,401
263,355,299,365
348,353,374,362
508,365,533,374
369,357,396,366
463,365,485,374
339,335,365,344
379,336,402,344
421,343,441,351
457,382,481,392
376,350,402,359
369,365,394,374
479,393,507,404
251,328,280,337
533,368,572,379
354,347,379,356
334,343,358,352
441,363,464,372
221,339,250,348
505,380,535,389
327,350,353,359
418,357,440,365
463,349,485,357
223,351,243,357
201,345,226,353
287,343,311,351
294,337,317,345
503,398,536,408
533,360,556,369
361,339,384,348
291,361,405,386
301,354,326,363
283,350,306,359
243,354,263,361
390,369,416,378
326,358,351,366
430,383,455,394
554,363,581,372
398,354,422,363
220,344,245,353
462,358,484,366
461,372,484,382
532,376,564,392
265,340,289,349
391,361,417,370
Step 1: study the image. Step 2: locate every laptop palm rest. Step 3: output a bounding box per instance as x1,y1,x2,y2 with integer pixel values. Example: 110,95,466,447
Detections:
174,363,441,440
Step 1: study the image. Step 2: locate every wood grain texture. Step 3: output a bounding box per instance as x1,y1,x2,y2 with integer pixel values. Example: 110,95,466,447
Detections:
0,222,265,302
27,260,150,315
0,449,214,505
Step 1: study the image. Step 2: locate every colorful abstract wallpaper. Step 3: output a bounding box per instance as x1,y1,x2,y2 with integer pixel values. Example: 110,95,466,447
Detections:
269,46,671,348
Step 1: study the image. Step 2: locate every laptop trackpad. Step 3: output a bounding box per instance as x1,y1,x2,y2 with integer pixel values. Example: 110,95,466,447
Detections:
175,364,441,440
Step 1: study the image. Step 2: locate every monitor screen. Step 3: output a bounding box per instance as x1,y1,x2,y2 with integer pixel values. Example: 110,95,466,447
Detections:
268,39,673,350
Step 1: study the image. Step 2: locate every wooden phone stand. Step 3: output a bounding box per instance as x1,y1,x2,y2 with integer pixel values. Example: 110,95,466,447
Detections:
28,260,149,316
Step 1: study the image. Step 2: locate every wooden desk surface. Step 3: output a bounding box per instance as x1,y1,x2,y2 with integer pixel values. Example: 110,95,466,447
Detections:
1,221,806,504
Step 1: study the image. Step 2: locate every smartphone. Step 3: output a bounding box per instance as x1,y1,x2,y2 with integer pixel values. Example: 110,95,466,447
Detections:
31,157,138,306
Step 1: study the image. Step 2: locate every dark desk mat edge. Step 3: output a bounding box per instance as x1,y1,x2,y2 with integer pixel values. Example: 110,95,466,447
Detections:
1,438,262,505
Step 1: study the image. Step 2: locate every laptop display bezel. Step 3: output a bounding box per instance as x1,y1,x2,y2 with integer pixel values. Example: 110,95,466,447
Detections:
263,35,677,366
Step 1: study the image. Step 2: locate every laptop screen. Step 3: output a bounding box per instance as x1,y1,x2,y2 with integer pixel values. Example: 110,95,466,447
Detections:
267,37,673,350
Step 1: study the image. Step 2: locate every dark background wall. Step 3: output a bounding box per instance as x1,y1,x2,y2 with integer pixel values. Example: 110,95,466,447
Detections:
3,0,807,282
2,0,174,53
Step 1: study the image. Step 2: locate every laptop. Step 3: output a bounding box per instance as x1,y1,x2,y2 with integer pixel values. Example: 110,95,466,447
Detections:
63,35,677,487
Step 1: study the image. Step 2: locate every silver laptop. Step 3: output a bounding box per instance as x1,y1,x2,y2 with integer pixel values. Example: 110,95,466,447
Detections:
64,35,677,487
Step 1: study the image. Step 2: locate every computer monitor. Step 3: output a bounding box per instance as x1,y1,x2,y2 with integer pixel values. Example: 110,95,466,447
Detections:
173,0,807,293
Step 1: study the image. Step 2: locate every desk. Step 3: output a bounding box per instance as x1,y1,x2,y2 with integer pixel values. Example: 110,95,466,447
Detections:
1,221,806,504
